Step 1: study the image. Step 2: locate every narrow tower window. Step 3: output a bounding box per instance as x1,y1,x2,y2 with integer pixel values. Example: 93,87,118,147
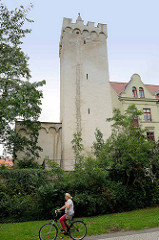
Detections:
86,74,88,79
84,40,86,44
88,108,90,114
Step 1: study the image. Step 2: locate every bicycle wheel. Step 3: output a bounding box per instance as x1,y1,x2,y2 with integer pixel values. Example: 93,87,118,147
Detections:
39,223,58,240
69,220,87,240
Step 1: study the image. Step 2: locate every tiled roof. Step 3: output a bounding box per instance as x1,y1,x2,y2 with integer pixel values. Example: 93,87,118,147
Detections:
110,81,159,98
109,82,128,95
146,84,159,99
0,158,13,167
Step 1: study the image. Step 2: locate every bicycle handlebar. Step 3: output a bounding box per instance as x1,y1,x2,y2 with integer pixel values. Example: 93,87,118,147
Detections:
55,209,62,215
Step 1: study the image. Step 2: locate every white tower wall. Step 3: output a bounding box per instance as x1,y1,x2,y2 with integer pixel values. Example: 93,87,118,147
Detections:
59,15,113,170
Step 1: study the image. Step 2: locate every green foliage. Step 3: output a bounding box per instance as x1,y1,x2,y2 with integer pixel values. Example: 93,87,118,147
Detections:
0,194,40,222
0,169,46,194
64,157,112,217
0,1,46,157
0,169,47,222
45,156,64,181
107,104,143,130
71,131,84,168
92,128,105,158
90,104,158,211
37,183,64,219
1,105,159,223
17,155,41,169
151,140,159,178
105,105,154,186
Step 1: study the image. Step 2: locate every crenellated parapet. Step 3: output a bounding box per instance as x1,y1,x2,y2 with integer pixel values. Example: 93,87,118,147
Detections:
59,13,108,55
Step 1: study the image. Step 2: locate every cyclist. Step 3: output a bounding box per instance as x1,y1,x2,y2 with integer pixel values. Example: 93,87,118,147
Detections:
58,193,74,234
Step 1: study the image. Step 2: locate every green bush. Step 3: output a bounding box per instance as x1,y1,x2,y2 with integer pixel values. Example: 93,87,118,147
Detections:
16,157,41,169
0,194,41,222
37,183,64,219
0,169,46,195
1,161,159,223
1,105,159,222
0,169,47,222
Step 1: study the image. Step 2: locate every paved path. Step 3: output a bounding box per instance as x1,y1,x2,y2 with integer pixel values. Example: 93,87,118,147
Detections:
84,228,159,240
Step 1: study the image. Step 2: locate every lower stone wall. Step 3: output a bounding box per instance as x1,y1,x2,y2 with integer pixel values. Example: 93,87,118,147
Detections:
15,122,62,166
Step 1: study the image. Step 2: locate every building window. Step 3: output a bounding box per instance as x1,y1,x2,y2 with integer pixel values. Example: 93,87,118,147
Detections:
132,87,138,98
143,108,152,121
139,87,145,98
86,74,88,79
84,40,86,44
88,108,90,114
147,132,154,140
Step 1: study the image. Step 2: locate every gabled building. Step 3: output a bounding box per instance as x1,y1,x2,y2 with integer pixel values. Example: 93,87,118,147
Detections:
110,74,159,140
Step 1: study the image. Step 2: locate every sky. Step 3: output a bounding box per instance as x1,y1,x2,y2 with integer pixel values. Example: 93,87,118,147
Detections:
1,0,159,154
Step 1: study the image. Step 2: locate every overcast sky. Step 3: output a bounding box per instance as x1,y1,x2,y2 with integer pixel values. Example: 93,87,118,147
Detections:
2,0,159,149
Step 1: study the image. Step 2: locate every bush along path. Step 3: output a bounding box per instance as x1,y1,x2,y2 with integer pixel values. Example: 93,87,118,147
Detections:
1,105,159,224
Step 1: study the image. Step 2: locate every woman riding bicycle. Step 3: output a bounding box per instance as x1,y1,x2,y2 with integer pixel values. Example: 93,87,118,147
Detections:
58,193,74,234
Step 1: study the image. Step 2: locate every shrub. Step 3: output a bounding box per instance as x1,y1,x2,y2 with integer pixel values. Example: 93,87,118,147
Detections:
0,169,47,222
16,155,41,169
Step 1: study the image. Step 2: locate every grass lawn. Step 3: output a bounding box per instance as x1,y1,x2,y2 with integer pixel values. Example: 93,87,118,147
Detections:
1,206,159,240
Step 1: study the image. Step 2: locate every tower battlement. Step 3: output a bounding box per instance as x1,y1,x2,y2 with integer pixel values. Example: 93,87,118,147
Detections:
59,14,107,55
62,14,107,34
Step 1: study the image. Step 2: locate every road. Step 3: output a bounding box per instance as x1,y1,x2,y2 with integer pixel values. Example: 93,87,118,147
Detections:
84,228,159,240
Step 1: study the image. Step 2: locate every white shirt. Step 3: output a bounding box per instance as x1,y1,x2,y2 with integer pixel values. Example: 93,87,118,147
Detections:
65,199,74,216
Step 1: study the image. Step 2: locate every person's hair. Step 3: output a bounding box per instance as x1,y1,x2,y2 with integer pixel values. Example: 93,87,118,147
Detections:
65,193,72,199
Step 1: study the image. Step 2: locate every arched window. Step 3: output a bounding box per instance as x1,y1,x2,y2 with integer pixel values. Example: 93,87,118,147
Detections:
139,87,145,98
132,87,138,98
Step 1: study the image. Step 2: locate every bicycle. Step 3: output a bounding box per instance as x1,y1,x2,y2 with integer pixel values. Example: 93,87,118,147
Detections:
39,210,87,240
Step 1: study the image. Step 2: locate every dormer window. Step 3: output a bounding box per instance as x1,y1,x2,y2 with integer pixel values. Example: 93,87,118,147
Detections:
132,87,138,98
155,90,159,96
139,87,145,98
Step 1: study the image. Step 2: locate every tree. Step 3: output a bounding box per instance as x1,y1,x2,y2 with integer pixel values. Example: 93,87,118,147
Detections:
105,104,154,186
0,1,45,158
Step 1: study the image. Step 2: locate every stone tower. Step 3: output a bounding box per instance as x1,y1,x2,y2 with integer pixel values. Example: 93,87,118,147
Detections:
59,14,113,170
